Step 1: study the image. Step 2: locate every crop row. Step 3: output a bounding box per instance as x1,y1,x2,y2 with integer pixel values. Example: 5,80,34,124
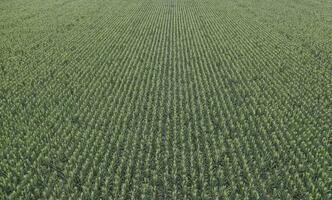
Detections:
0,0,331,199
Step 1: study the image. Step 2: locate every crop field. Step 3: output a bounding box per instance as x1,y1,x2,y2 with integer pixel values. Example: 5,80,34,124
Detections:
0,0,331,199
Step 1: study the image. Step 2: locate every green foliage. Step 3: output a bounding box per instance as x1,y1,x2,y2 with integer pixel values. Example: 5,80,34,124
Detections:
0,0,331,199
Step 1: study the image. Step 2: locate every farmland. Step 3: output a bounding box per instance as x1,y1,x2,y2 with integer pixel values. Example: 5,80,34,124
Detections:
0,0,331,199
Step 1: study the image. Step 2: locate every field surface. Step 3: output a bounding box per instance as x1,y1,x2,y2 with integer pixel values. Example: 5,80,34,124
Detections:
0,0,331,199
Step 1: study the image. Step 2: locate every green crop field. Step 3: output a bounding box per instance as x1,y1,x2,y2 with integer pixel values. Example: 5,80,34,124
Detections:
0,0,331,199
